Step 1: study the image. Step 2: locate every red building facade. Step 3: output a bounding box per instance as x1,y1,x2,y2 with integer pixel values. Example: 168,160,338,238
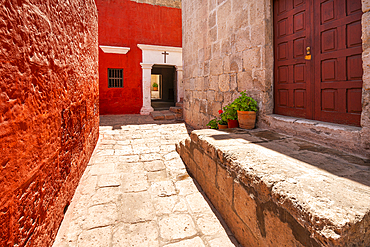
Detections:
96,0,182,115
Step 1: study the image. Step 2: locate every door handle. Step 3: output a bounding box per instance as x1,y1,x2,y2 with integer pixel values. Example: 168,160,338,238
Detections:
305,47,311,60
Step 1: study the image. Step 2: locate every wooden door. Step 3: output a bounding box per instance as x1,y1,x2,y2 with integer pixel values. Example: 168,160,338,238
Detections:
274,0,363,126
313,0,363,126
274,0,313,119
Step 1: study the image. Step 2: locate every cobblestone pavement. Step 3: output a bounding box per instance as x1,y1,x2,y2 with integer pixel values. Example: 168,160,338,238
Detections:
53,115,241,247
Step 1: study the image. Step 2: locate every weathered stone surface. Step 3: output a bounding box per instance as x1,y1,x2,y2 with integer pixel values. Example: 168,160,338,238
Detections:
84,204,118,229
53,116,240,247
177,128,370,246
0,1,99,246
159,214,197,241
77,226,112,247
363,0,370,12
120,172,149,192
98,174,121,188
163,237,205,247
182,0,370,158
260,114,369,157
112,222,159,247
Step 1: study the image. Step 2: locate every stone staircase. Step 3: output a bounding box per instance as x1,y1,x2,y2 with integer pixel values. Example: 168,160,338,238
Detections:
150,101,183,120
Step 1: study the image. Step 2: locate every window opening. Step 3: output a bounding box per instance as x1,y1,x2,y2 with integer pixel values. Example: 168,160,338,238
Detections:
108,68,123,88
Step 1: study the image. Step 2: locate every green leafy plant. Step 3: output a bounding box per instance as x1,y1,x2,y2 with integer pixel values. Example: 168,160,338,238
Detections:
152,82,158,87
223,104,238,120
206,118,218,129
218,110,228,125
231,91,258,112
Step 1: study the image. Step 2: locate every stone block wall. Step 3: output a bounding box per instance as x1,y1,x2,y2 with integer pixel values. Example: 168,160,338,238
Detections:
182,0,274,129
0,1,99,246
176,129,370,246
361,0,370,150
182,0,370,157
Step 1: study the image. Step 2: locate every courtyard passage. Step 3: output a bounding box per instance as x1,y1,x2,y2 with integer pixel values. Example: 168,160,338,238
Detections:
53,115,241,247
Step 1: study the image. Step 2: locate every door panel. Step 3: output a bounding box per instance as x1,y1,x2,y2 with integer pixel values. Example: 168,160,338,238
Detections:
274,0,312,119
274,0,363,126
314,0,363,126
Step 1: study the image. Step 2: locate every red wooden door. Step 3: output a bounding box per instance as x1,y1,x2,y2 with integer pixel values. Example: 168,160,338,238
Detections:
313,0,363,126
274,0,363,126
274,0,313,119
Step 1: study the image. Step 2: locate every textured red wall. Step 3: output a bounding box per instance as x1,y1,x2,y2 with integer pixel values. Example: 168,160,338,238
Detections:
96,0,182,115
0,1,99,246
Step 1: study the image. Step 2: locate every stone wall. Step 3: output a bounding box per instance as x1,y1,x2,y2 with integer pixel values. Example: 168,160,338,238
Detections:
182,0,273,129
362,0,370,151
0,1,99,246
182,0,370,157
130,0,181,8
176,129,370,246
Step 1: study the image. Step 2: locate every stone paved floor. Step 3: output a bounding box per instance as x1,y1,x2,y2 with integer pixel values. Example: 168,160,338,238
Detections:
53,115,241,247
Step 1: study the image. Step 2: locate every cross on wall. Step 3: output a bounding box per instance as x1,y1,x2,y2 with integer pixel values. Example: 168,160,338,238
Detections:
162,51,169,63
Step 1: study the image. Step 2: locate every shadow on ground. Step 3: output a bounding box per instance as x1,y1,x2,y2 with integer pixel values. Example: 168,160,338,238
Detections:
208,128,370,187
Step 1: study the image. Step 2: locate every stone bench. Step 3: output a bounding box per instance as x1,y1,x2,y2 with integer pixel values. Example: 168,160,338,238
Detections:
176,128,370,246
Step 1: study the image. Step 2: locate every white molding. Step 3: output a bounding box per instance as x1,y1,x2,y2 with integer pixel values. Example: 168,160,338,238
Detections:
138,44,183,114
99,45,130,54
137,44,182,53
137,44,182,66
140,63,154,69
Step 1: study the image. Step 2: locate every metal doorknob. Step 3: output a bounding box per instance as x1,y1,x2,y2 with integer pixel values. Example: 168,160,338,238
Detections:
306,47,311,55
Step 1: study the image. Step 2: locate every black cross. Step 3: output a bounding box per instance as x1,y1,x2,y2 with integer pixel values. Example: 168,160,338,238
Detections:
162,51,169,63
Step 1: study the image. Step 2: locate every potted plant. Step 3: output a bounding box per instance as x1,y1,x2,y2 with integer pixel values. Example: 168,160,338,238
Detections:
217,110,228,129
230,91,258,129
223,104,239,128
206,119,218,129
206,110,228,129
152,82,158,91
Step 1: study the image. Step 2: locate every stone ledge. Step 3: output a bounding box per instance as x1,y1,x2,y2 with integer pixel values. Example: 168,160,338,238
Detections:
176,128,370,246
260,114,369,158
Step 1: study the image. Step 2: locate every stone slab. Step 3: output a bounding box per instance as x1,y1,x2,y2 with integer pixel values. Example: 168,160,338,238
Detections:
177,128,370,246
53,115,240,247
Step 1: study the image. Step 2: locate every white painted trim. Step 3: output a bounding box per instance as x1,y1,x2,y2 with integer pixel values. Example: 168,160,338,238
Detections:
137,44,182,53
137,44,183,114
99,45,130,54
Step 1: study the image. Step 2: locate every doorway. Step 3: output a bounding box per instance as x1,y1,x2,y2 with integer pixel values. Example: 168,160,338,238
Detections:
274,0,363,126
151,65,176,110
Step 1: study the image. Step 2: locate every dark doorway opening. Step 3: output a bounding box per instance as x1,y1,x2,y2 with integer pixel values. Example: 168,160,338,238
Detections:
151,65,176,111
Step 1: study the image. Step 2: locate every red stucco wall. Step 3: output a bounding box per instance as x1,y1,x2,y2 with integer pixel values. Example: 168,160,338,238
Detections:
0,1,99,246
96,0,182,115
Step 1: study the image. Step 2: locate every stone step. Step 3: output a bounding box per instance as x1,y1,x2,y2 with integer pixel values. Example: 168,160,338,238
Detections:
176,102,183,107
176,129,370,247
169,106,182,113
150,110,175,120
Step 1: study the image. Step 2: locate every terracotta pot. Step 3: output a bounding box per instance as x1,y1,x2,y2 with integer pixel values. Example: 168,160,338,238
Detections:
237,111,256,129
153,87,158,91
227,119,239,128
218,123,228,129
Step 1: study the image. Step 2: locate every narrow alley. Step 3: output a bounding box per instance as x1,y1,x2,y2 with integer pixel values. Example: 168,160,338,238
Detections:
53,115,241,247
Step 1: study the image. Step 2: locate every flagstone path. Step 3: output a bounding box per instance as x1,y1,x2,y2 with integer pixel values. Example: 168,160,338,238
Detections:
53,115,241,247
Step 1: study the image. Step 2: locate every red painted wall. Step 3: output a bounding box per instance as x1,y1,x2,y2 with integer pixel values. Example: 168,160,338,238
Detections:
0,1,99,246
96,0,182,115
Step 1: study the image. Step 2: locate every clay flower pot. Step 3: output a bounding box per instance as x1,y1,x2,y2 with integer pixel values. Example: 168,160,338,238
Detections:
218,123,228,129
237,111,256,129
153,87,158,91
227,119,239,128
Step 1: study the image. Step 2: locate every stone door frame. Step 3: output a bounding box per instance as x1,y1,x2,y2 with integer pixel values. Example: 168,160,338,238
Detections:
137,44,183,115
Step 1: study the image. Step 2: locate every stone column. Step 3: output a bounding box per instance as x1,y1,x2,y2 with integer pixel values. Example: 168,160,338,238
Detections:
140,63,154,115
175,65,183,102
